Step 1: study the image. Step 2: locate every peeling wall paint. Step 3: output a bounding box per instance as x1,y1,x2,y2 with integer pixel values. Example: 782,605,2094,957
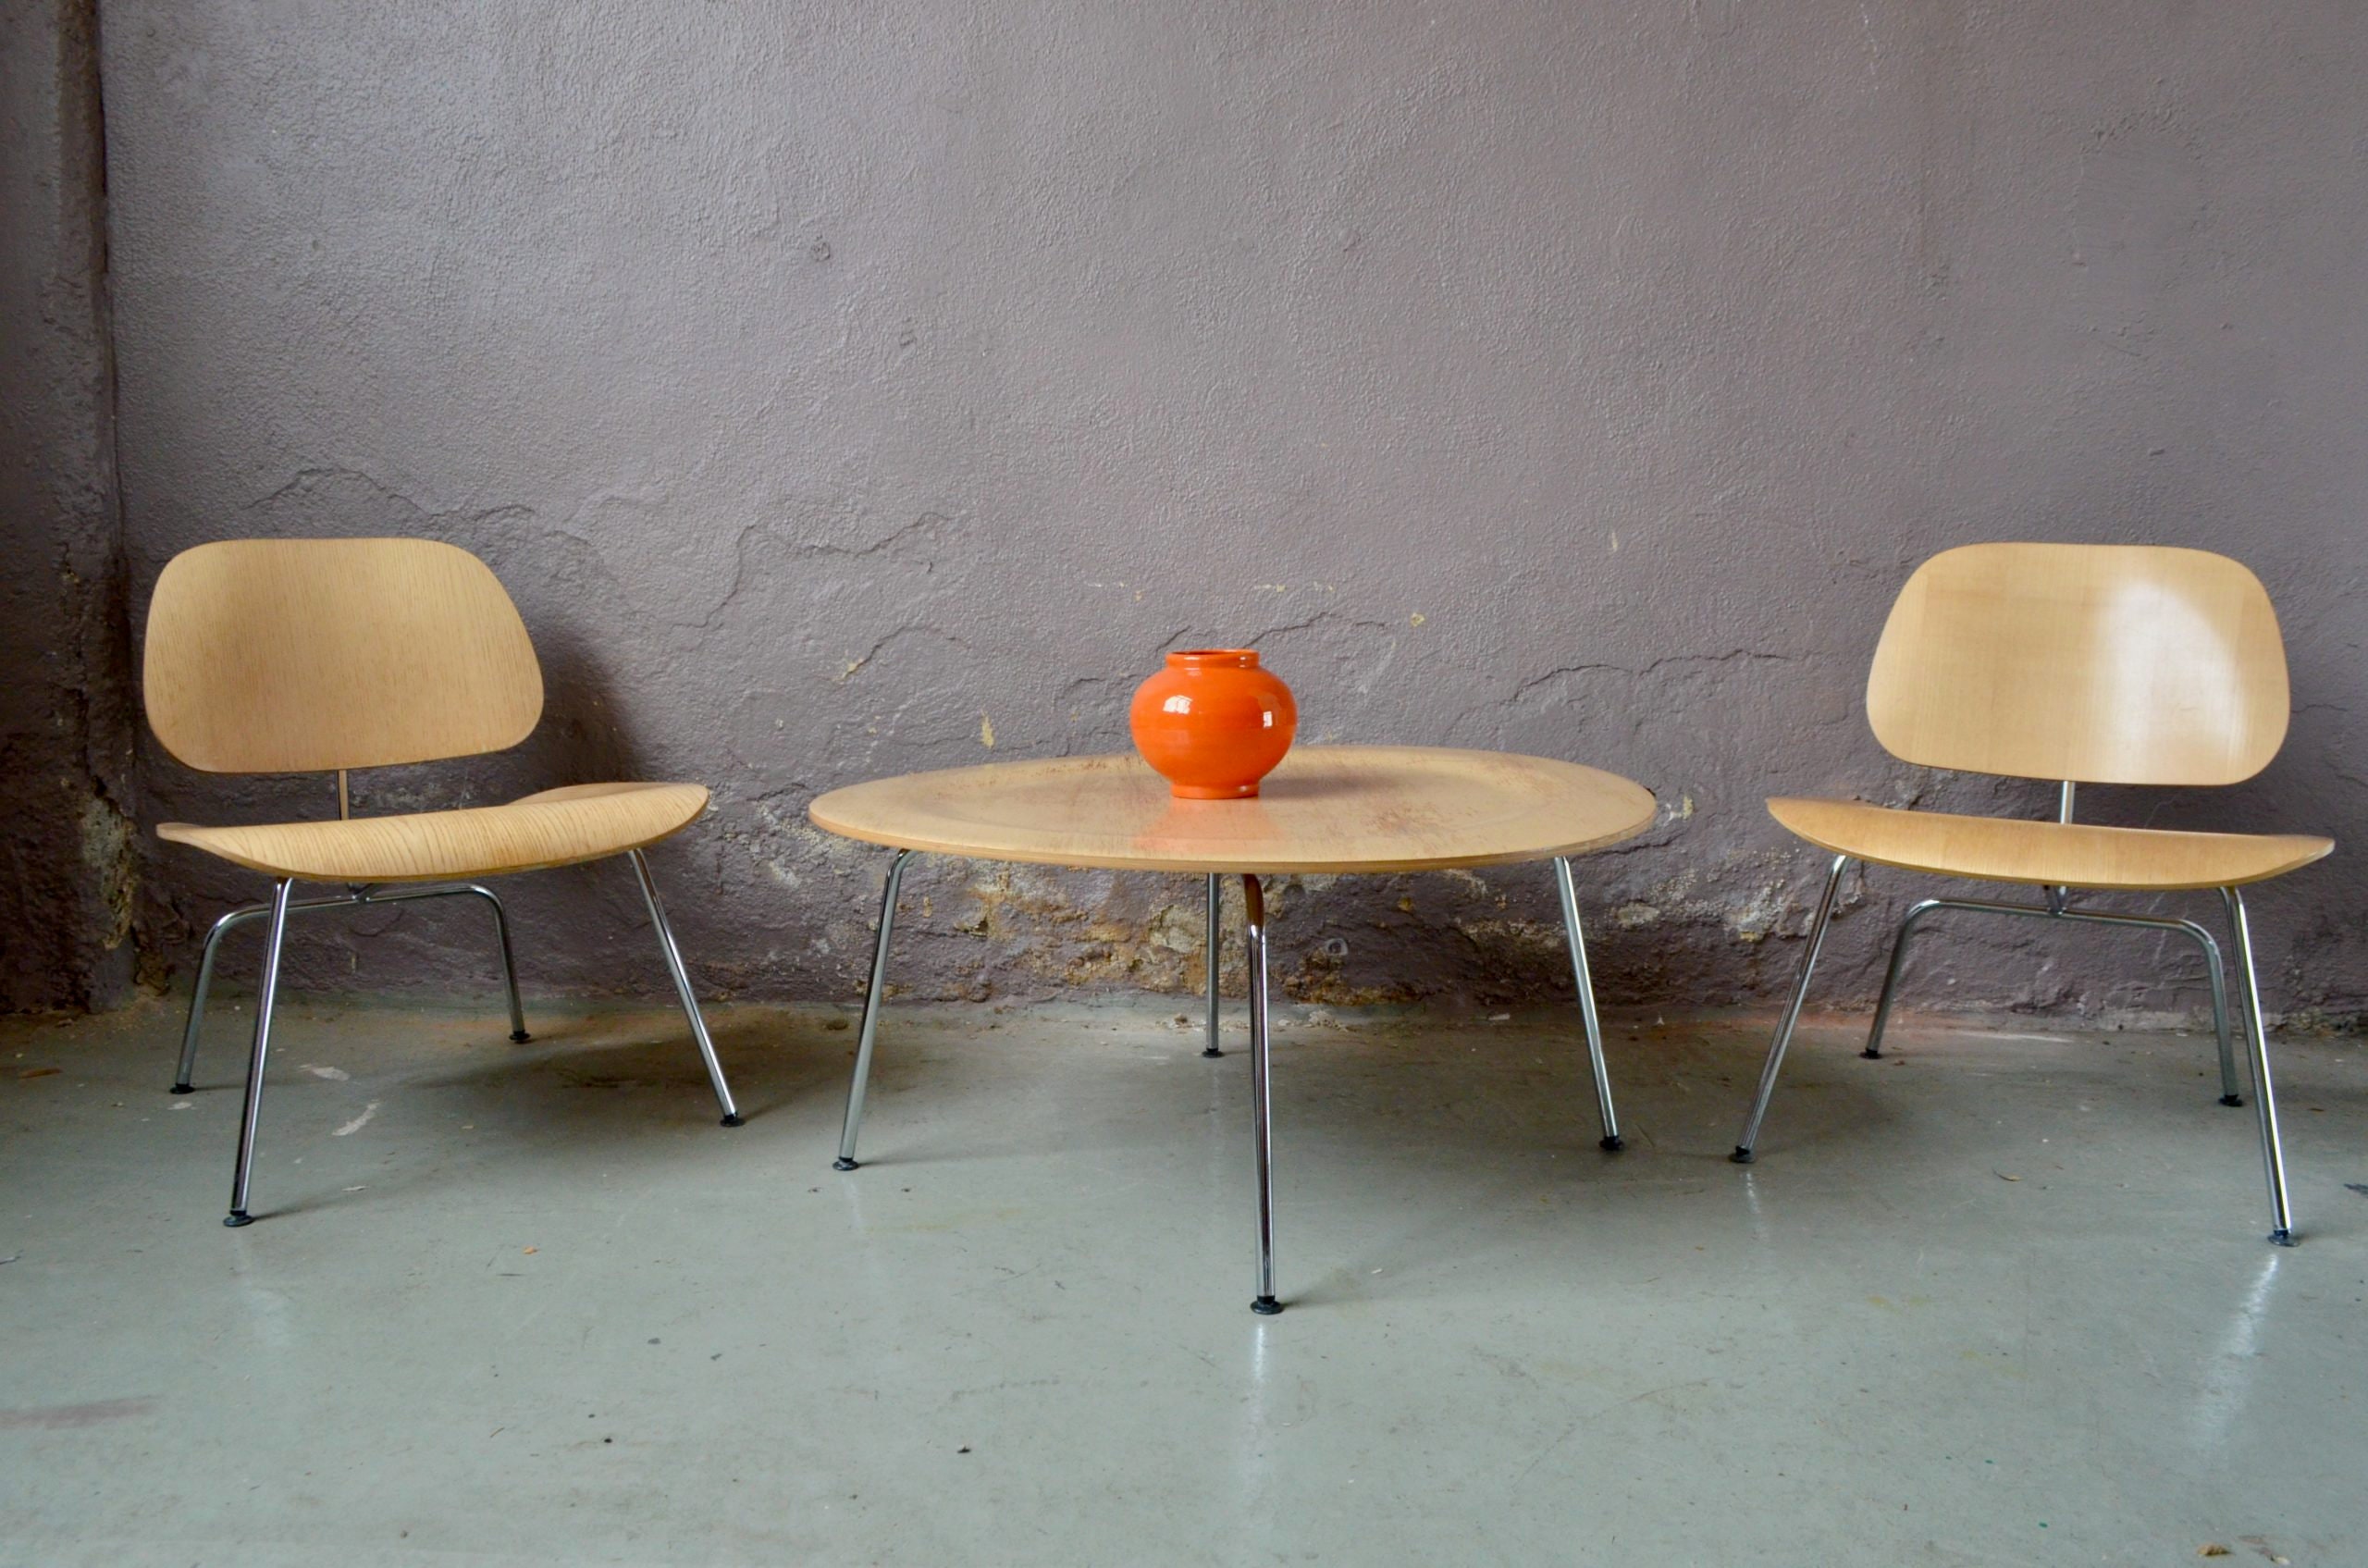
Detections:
64,2,2368,1022
1,0,137,1011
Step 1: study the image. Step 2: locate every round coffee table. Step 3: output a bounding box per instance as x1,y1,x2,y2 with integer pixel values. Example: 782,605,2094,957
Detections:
808,745,1657,1314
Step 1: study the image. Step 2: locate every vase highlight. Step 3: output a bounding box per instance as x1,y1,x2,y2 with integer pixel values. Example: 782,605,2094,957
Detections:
1128,649,1297,799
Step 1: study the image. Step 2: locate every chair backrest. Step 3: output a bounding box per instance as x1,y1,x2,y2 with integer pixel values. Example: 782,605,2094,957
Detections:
144,538,544,774
1865,542,2289,786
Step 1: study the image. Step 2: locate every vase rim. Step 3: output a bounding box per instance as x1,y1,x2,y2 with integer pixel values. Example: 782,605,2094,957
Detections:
1166,648,1260,668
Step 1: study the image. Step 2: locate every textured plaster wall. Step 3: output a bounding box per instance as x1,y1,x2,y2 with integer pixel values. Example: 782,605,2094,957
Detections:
90,2,2368,1021
1,0,136,1011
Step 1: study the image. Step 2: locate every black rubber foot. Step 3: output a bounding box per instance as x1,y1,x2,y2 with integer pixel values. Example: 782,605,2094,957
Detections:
169,1083,194,1095
2268,1228,2297,1248
720,1114,745,1128
511,1031,533,1043
1731,1146,1756,1165
832,1156,859,1171
1251,1296,1283,1315
223,1210,253,1228
2220,1093,2245,1107
1202,1047,1223,1058
1599,1134,1625,1153
1860,1048,1883,1060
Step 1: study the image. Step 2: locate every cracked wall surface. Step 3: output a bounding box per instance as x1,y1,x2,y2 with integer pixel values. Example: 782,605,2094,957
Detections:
78,2,2368,1023
1,0,136,1011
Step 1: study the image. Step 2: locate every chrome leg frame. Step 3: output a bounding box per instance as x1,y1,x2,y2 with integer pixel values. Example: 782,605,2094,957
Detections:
1732,854,1850,1163
174,881,530,1093
1203,871,1224,1057
834,849,912,1170
225,879,295,1227
1861,896,2240,1105
1731,860,2292,1243
1552,856,1622,1151
461,883,532,1044
627,848,741,1127
2221,888,2296,1245
1242,874,1280,1315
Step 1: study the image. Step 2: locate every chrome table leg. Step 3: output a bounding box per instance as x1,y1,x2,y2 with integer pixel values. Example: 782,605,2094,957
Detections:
1733,854,1850,1163
2221,888,2296,1245
1551,856,1622,1151
224,879,296,1227
1243,873,1280,1315
1203,871,1224,1057
628,849,741,1127
835,849,911,1170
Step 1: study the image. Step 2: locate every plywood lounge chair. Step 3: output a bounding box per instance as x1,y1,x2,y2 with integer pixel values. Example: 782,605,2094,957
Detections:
1730,543,2332,1243
144,537,742,1226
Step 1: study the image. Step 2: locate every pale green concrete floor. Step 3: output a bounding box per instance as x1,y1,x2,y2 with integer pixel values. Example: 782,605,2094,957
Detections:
1,994,2363,1566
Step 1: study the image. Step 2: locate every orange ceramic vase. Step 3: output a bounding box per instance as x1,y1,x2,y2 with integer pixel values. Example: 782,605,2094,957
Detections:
1128,649,1298,799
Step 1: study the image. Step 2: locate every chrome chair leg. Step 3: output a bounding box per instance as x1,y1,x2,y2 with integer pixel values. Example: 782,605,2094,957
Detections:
1732,854,1850,1163
834,849,911,1170
2221,888,2296,1245
1243,874,1280,1315
177,882,536,1091
627,849,741,1127
454,883,530,1043
1203,871,1224,1057
2189,919,2241,1107
225,879,296,1227
1551,856,1622,1151
1860,896,2241,1104
176,900,270,1093
1862,898,1944,1058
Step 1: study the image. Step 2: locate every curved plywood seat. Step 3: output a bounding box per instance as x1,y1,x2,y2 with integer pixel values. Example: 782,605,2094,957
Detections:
158,783,709,883
809,746,1657,875
1767,796,2332,892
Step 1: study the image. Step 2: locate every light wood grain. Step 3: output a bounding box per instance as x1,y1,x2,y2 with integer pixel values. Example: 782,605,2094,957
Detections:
1866,543,2290,786
147,538,712,886
158,783,709,883
808,747,1657,874
145,538,544,774
1767,797,2331,891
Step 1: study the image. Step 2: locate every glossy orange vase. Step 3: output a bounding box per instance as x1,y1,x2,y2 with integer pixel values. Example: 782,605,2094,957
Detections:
1128,649,1298,799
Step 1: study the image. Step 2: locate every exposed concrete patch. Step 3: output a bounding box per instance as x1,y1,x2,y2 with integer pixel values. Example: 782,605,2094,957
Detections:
77,788,136,951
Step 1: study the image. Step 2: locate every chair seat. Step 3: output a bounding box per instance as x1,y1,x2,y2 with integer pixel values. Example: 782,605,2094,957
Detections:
1768,796,2332,892
158,783,709,883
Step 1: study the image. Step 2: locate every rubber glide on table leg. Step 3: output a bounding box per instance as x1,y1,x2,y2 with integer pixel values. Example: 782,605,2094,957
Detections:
1203,872,1224,1057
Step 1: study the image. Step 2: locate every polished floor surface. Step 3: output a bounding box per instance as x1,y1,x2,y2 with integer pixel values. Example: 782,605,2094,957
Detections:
2,994,2363,1565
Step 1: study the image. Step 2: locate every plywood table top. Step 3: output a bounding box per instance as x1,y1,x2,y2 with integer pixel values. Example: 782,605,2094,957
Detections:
807,745,1657,875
